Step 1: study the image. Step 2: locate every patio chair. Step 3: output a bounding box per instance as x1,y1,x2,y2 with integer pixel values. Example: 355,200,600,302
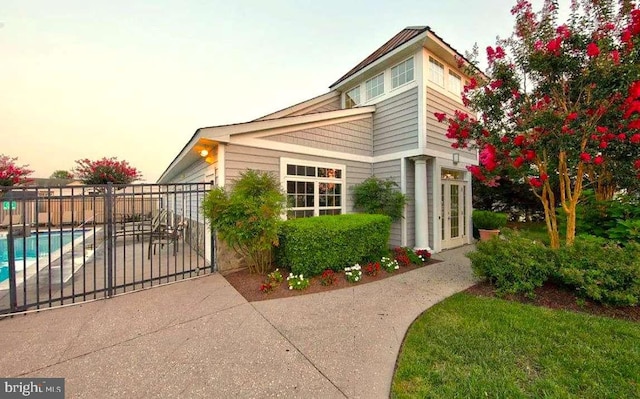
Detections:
37,212,51,226
147,217,186,259
1,214,22,228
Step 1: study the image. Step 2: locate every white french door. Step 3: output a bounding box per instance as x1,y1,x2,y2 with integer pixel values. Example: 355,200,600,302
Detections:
441,180,466,249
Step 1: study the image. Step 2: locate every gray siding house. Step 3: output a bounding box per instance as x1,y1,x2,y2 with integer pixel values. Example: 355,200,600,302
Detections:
158,26,478,267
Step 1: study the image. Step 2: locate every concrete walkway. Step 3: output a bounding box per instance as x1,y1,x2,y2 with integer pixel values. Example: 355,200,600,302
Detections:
0,245,476,398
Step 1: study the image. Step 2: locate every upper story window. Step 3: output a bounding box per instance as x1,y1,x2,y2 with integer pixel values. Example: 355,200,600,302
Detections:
429,57,444,87
449,71,462,95
365,73,385,100
391,57,414,88
345,86,360,109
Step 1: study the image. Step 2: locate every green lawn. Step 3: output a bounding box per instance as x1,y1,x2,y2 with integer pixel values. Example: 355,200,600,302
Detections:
392,293,640,399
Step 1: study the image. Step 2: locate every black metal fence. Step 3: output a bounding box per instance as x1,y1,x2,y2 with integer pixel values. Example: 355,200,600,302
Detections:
0,182,214,315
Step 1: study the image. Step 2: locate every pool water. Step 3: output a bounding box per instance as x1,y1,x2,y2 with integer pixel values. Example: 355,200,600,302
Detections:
0,231,87,283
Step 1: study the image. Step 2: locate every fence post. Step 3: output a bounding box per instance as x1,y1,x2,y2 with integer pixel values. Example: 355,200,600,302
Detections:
7,214,18,312
105,182,114,297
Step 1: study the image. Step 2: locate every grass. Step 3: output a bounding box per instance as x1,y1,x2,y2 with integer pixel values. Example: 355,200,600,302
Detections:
392,293,640,399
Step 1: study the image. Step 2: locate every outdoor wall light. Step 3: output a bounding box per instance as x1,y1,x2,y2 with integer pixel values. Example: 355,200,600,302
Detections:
452,153,460,164
199,149,209,157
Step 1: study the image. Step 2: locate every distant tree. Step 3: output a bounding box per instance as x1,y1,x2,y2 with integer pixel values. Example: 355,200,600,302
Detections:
50,170,74,179
74,157,142,184
0,154,33,186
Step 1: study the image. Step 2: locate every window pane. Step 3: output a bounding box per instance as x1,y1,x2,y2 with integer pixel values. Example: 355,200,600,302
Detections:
318,167,326,177
335,184,342,194
449,72,462,95
306,182,314,193
296,165,305,176
366,73,384,100
335,196,341,206
287,164,295,175
429,57,444,87
307,195,315,206
306,166,315,177
287,181,295,193
345,86,360,109
335,170,342,178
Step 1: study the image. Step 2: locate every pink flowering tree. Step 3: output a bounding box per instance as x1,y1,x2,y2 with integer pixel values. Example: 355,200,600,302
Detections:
0,155,33,186
435,0,640,248
74,157,142,185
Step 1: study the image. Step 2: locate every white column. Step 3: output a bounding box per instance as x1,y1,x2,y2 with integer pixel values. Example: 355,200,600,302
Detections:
411,156,429,249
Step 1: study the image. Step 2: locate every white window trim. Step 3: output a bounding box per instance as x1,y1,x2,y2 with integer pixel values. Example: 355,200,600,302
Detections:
345,85,361,108
428,56,445,88
280,157,347,219
391,56,415,90
425,53,466,105
448,71,462,95
365,72,385,101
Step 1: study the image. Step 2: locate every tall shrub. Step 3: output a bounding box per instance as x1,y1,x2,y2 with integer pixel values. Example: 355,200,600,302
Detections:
0,154,32,186
353,176,406,221
202,170,286,274
74,157,142,184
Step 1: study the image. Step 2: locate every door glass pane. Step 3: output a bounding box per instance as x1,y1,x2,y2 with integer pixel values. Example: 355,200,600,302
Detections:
450,185,459,238
441,184,445,238
462,185,466,235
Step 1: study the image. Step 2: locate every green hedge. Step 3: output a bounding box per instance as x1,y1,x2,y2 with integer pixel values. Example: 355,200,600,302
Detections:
555,236,640,306
468,230,555,298
276,214,391,276
468,229,640,305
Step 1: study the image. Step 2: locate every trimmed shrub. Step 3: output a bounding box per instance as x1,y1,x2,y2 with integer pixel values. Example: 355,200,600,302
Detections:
555,236,640,306
472,210,508,230
276,214,391,276
353,177,406,221
467,229,555,297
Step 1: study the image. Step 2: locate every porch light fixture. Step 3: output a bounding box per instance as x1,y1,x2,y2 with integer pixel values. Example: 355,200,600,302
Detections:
199,149,209,157
452,153,460,164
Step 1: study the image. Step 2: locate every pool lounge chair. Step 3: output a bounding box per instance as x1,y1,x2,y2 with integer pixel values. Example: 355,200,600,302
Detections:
1,214,22,229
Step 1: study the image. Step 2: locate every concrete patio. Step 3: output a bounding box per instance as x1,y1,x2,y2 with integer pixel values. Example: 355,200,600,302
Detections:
0,245,476,398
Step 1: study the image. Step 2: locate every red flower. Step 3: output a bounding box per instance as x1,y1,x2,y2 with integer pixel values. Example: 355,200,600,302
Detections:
540,173,548,181
630,81,640,100
611,50,620,64
546,37,562,54
556,24,571,39
529,177,543,187
434,112,447,122
596,126,608,134
566,112,578,121
599,141,608,149
514,135,526,146
501,136,510,144
586,42,600,57
594,155,604,165
513,156,525,168
634,159,640,169
618,133,627,141
629,120,640,129
580,153,592,162
525,150,536,161
631,134,640,144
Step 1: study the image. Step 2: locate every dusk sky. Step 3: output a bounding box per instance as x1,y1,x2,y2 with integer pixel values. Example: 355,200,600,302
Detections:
1,0,564,182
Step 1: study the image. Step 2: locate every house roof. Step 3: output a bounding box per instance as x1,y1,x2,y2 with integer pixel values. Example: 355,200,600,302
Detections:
330,26,429,88
330,26,486,89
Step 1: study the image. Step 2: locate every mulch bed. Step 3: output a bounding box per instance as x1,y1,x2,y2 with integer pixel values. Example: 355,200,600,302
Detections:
223,259,441,303
465,281,640,322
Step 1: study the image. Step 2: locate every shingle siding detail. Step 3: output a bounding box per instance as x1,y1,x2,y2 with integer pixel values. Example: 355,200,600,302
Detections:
264,117,373,156
426,88,476,158
373,87,419,156
224,144,372,212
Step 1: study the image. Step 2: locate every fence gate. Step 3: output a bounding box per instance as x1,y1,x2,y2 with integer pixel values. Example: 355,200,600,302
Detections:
0,182,214,315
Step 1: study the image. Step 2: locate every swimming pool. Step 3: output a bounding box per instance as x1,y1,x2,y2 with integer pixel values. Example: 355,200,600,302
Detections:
0,230,88,283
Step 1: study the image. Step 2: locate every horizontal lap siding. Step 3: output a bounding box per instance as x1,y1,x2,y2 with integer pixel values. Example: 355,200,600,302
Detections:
305,97,341,113
373,159,402,246
265,117,373,156
405,158,415,247
225,144,372,212
163,160,211,225
426,88,476,159
427,159,434,247
373,87,419,156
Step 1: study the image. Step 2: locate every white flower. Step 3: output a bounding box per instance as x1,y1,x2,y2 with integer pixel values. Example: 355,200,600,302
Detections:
395,265,399,269
299,274,303,279
289,286,293,290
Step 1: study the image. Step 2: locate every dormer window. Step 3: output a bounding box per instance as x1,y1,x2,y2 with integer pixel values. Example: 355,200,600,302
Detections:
391,57,414,88
429,57,444,87
365,73,385,100
449,71,462,95
345,86,360,109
